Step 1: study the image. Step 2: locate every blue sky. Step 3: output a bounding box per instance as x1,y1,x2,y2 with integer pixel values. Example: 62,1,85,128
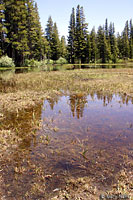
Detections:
37,0,133,38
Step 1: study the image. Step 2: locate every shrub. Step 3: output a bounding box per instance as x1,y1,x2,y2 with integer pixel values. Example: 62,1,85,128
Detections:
44,59,54,64
24,59,41,68
56,57,68,64
0,56,15,68
24,59,49,71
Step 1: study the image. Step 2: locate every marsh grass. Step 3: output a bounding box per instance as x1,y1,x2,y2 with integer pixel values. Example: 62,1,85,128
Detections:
0,71,16,92
1,68,133,94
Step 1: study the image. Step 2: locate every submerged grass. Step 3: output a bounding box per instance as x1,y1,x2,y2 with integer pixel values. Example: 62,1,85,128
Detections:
0,68,133,199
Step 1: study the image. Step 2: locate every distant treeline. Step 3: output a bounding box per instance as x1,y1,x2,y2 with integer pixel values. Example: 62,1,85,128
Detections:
0,1,133,66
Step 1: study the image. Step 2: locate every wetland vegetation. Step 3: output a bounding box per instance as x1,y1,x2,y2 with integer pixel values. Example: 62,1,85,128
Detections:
0,68,133,199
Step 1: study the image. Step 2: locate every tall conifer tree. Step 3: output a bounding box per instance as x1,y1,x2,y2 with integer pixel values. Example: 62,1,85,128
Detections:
105,18,109,40
117,33,123,59
45,16,53,59
27,0,45,60
60,36,67,58
51,22,60,60
97,26,105,62
85,34,91,63
97,25,111,63
129,19,133,59
109,22,118,62
122,21,130,59
0,0,5,56
33,2,45,60
75,5,88,63
90,27,97,63
4,0,29,65
67,8,75,63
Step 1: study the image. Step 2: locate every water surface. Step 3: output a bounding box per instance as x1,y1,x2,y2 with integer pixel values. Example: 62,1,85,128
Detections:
1,92,133,199
39,93,133,187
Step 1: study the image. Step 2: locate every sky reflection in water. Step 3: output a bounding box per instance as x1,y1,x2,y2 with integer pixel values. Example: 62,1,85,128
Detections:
40,93,133,180
41,93,133,143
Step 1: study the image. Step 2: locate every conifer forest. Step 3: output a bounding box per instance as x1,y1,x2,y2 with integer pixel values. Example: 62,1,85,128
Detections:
0,1,133,66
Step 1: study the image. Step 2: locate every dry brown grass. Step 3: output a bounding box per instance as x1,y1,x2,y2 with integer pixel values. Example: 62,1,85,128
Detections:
11,69,133,96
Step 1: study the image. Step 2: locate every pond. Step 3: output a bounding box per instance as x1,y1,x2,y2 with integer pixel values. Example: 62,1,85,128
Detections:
1,92,133,199
38,93,133,190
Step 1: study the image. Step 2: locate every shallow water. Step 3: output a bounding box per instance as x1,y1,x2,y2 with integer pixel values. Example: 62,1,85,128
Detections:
42,93,133,146
39,93,133,189
1,92,133,199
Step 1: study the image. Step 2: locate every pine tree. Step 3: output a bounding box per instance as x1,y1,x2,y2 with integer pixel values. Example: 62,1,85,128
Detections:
129,19,133,59
45,16,53,42
60,36,67,58
97,25,111,63
33,2,45,60
109,23,114,54
109,22,118,62
27,0,45,60
0,0,5,56
122,21,130,59
117,33,123,59
51,22,60,61
85,34,91,63
90,27,97,63
67,7,75,63
75,5,88,63
112,37,118,63
42,35,49,59
97,26,105,62
4,0,29,65
45,16,61,61
104,19,112,62
75,5,82,63
80,6,88,63
105,18,109,40
45,16,54,59
27,0,36,59
104,35,112,63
